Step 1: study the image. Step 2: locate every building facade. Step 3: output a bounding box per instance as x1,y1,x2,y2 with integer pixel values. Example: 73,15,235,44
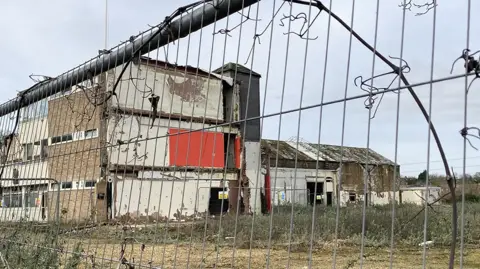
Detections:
0,56,401,224
0,58,263,223
260,138,399,207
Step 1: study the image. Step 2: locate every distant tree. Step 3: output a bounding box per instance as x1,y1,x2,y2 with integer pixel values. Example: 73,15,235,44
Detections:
418,170,427,182
472,172,480,183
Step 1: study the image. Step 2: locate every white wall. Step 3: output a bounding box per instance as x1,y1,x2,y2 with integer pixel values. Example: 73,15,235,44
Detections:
339,190,396,206
0,207,44,222
1,161,50,187
109,64,225,121
268,167,337,206
243,142,262,214
400,187,441,205
107,116,238,167
115,171,234,220
18,117,48,143
338,187,442,206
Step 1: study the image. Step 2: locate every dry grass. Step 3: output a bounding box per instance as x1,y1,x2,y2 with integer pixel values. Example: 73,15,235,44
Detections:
57,241,480,268
2,203,480,268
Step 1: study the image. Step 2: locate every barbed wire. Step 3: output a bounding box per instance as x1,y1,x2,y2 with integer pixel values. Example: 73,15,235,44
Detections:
399,0,437,16
460,126,480,151
450,48,480,93
354,56,411,119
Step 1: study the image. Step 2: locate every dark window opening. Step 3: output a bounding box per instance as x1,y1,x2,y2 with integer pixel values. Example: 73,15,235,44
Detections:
62,134,73,142
85,181,96,188
61,182,73,189
224,134,237,169
349,192,356,202
208,187,229,215
85,129,98,139
51,136,62,144
52,134,73,144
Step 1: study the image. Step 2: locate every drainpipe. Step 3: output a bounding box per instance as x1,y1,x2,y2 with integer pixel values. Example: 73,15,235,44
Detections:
264,156,271,213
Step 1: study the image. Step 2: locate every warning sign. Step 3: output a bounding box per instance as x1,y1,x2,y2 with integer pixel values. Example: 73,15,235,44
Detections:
218,191,228,200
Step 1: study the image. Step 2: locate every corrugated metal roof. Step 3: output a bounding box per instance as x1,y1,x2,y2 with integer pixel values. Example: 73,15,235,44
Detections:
261,139,395,165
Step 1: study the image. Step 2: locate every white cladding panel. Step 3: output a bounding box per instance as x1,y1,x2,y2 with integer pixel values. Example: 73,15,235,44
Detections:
107,116,237,167
109,64,224,121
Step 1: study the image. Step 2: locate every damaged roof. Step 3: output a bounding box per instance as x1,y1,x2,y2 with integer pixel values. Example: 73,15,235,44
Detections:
136,56,234,86
261,139,396,165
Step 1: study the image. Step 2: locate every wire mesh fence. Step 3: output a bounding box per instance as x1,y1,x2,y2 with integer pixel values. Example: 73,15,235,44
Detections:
0,0,479,268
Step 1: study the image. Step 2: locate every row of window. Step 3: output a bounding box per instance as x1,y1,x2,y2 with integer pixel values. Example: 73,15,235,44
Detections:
0,185,47,208
21,99,48,122
20,89,75,122
53,180,97,190
20,129,98,162
0,180,97,208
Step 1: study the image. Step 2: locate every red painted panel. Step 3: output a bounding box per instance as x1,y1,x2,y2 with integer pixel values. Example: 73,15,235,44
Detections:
234,137,241,168
169,128,224,168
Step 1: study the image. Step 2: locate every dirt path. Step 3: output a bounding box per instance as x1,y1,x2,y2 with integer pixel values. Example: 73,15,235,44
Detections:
61,241,480,268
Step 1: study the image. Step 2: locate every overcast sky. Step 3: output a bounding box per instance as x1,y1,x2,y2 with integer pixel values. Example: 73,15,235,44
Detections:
0,0,479,177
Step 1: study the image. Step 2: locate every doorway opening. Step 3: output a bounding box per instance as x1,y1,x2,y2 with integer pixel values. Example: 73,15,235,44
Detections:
307,182,324,206
208,187,229,215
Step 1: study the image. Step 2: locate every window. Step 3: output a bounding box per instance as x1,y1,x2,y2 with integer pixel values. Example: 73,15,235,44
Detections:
49,89,72,101
61,182,73,189
23,143,33,161
84,181,96,188
349,192,356,202
51,134,73,144
85,129,98,139
41,139,48,158
1,194,10,207
25,192,39,207
21,99,48,121
51,136,62,144
10,193,22,208
62,134,73,142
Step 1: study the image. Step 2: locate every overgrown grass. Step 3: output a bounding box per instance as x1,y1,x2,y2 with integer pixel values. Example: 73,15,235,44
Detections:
1,203,479,268
69,203,480,248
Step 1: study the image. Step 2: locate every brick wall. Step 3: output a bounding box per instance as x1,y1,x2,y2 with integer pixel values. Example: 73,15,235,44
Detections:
47,189,96,223
47,90,102,182
48,139,101,181
48,91,100,137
